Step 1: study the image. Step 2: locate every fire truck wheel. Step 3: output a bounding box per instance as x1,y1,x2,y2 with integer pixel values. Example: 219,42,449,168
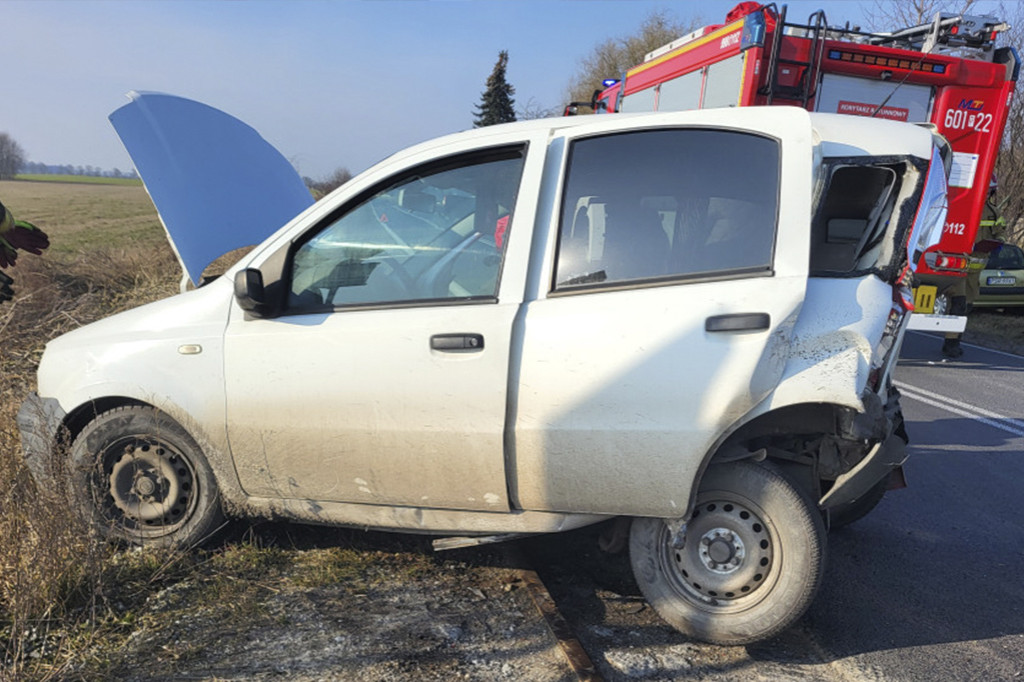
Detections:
629,460,827,645
70,406,225,548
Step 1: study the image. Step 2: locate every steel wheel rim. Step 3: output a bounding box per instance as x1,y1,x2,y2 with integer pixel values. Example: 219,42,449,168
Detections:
659,493,781,613
95,435,199,534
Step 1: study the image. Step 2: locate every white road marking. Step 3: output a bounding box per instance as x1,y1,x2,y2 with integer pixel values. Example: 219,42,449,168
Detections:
907,330,1024,360
896,381,1024,438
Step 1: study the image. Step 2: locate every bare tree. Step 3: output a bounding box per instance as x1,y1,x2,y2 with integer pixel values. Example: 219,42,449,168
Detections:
0,133,26,180
864,1,1021,245
992,1,1024,245
307,167,353,199
516,97,561,121
564,11,699,110
864,0,977,30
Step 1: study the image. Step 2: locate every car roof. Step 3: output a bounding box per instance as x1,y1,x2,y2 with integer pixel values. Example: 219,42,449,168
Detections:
111,94,935,286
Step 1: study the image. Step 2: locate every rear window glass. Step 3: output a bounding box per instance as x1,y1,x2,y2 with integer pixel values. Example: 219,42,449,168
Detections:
554,129,779,290
987,244,1024,269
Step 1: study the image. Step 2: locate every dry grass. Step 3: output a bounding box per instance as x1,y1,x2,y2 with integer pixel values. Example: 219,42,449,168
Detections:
0,179,179,680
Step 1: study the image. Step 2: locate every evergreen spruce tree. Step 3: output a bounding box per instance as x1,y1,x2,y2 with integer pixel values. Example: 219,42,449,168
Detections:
473,51,517,127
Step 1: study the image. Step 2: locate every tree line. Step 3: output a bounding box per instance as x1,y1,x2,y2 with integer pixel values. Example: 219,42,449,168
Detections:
20,161,139,180
0,133,140,181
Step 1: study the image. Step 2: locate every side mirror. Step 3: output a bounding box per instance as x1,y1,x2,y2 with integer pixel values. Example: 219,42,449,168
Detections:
234,268,279,318
233,242,290,318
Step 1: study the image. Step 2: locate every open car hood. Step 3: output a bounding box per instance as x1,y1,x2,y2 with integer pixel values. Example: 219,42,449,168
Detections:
109,91,314,285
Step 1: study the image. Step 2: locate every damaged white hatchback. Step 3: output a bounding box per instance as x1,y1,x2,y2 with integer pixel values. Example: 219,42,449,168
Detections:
19,95,947,645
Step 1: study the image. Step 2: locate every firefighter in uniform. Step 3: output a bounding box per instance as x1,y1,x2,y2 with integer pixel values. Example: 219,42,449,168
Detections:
941,177,1006,358
0,198,50,304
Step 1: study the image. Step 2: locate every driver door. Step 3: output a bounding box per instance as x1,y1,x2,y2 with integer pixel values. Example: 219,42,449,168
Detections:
223,147,526,511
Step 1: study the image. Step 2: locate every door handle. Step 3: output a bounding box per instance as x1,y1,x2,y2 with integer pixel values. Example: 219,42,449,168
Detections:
430,333,484,351
705,313,771,333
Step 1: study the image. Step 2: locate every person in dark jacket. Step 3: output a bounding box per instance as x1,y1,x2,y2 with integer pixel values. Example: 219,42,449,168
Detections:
0,197,50,304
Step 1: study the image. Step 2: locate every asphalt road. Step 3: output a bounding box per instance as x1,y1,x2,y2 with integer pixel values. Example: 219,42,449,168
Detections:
535,330,1024,681
802,330,1024,681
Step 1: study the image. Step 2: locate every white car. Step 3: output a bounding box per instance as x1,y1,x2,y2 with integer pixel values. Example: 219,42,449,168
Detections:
20,94,947,645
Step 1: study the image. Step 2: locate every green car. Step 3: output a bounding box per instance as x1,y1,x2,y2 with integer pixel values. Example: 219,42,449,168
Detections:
975,242,1024,309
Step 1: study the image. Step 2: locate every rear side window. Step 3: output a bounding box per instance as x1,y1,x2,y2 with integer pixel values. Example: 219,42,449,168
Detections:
810,163,903,274
554,129,779,290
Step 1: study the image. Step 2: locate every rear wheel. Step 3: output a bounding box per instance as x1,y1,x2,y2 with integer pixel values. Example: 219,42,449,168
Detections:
629,460,826,645
70,406,224,547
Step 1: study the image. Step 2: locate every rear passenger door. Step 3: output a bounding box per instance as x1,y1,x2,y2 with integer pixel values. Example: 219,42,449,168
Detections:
512,111,815,518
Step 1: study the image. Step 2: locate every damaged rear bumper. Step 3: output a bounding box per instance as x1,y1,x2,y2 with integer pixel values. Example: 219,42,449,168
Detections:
818,432,907,509
819,388,908,510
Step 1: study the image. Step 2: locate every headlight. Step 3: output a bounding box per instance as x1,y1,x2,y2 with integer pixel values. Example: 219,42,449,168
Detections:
906,146,949,273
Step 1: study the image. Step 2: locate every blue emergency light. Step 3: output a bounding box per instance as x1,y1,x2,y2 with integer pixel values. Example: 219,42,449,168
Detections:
741,10,767,50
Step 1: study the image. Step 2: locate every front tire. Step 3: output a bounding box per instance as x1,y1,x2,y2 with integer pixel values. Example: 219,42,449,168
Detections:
70,406,225,548
629,460,826,645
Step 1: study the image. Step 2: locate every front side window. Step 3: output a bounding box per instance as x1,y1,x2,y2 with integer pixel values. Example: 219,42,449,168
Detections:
554,129,779,290
289,149,524,309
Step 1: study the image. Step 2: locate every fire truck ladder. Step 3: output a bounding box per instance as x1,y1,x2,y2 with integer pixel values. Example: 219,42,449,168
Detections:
866,12,1008,53
762,5,829,107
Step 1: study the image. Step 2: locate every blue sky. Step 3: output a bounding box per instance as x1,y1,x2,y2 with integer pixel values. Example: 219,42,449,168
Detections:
4,0,1006,180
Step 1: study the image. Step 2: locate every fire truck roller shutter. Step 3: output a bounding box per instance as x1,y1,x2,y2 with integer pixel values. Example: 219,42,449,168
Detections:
658,70,703,112
703,55,746,109
621,86,658,113
816,74,933,123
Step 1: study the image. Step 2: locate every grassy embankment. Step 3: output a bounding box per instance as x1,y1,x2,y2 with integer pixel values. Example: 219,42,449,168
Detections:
0,178,181,680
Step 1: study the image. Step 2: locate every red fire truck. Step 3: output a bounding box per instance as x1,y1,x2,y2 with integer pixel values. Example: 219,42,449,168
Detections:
578,2,1019,331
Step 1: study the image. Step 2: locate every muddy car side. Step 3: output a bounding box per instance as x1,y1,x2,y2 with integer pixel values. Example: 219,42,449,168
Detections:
20,106,946,644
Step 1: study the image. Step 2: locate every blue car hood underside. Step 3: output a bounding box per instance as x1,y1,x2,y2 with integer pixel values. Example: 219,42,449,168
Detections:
109,91,314,285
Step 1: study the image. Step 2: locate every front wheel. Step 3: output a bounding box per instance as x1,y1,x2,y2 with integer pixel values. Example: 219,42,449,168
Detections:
629,461,826,645
70,406,225,548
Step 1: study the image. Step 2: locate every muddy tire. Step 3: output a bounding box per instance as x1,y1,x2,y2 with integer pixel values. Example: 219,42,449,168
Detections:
629,460,826,645
70,406,224,547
